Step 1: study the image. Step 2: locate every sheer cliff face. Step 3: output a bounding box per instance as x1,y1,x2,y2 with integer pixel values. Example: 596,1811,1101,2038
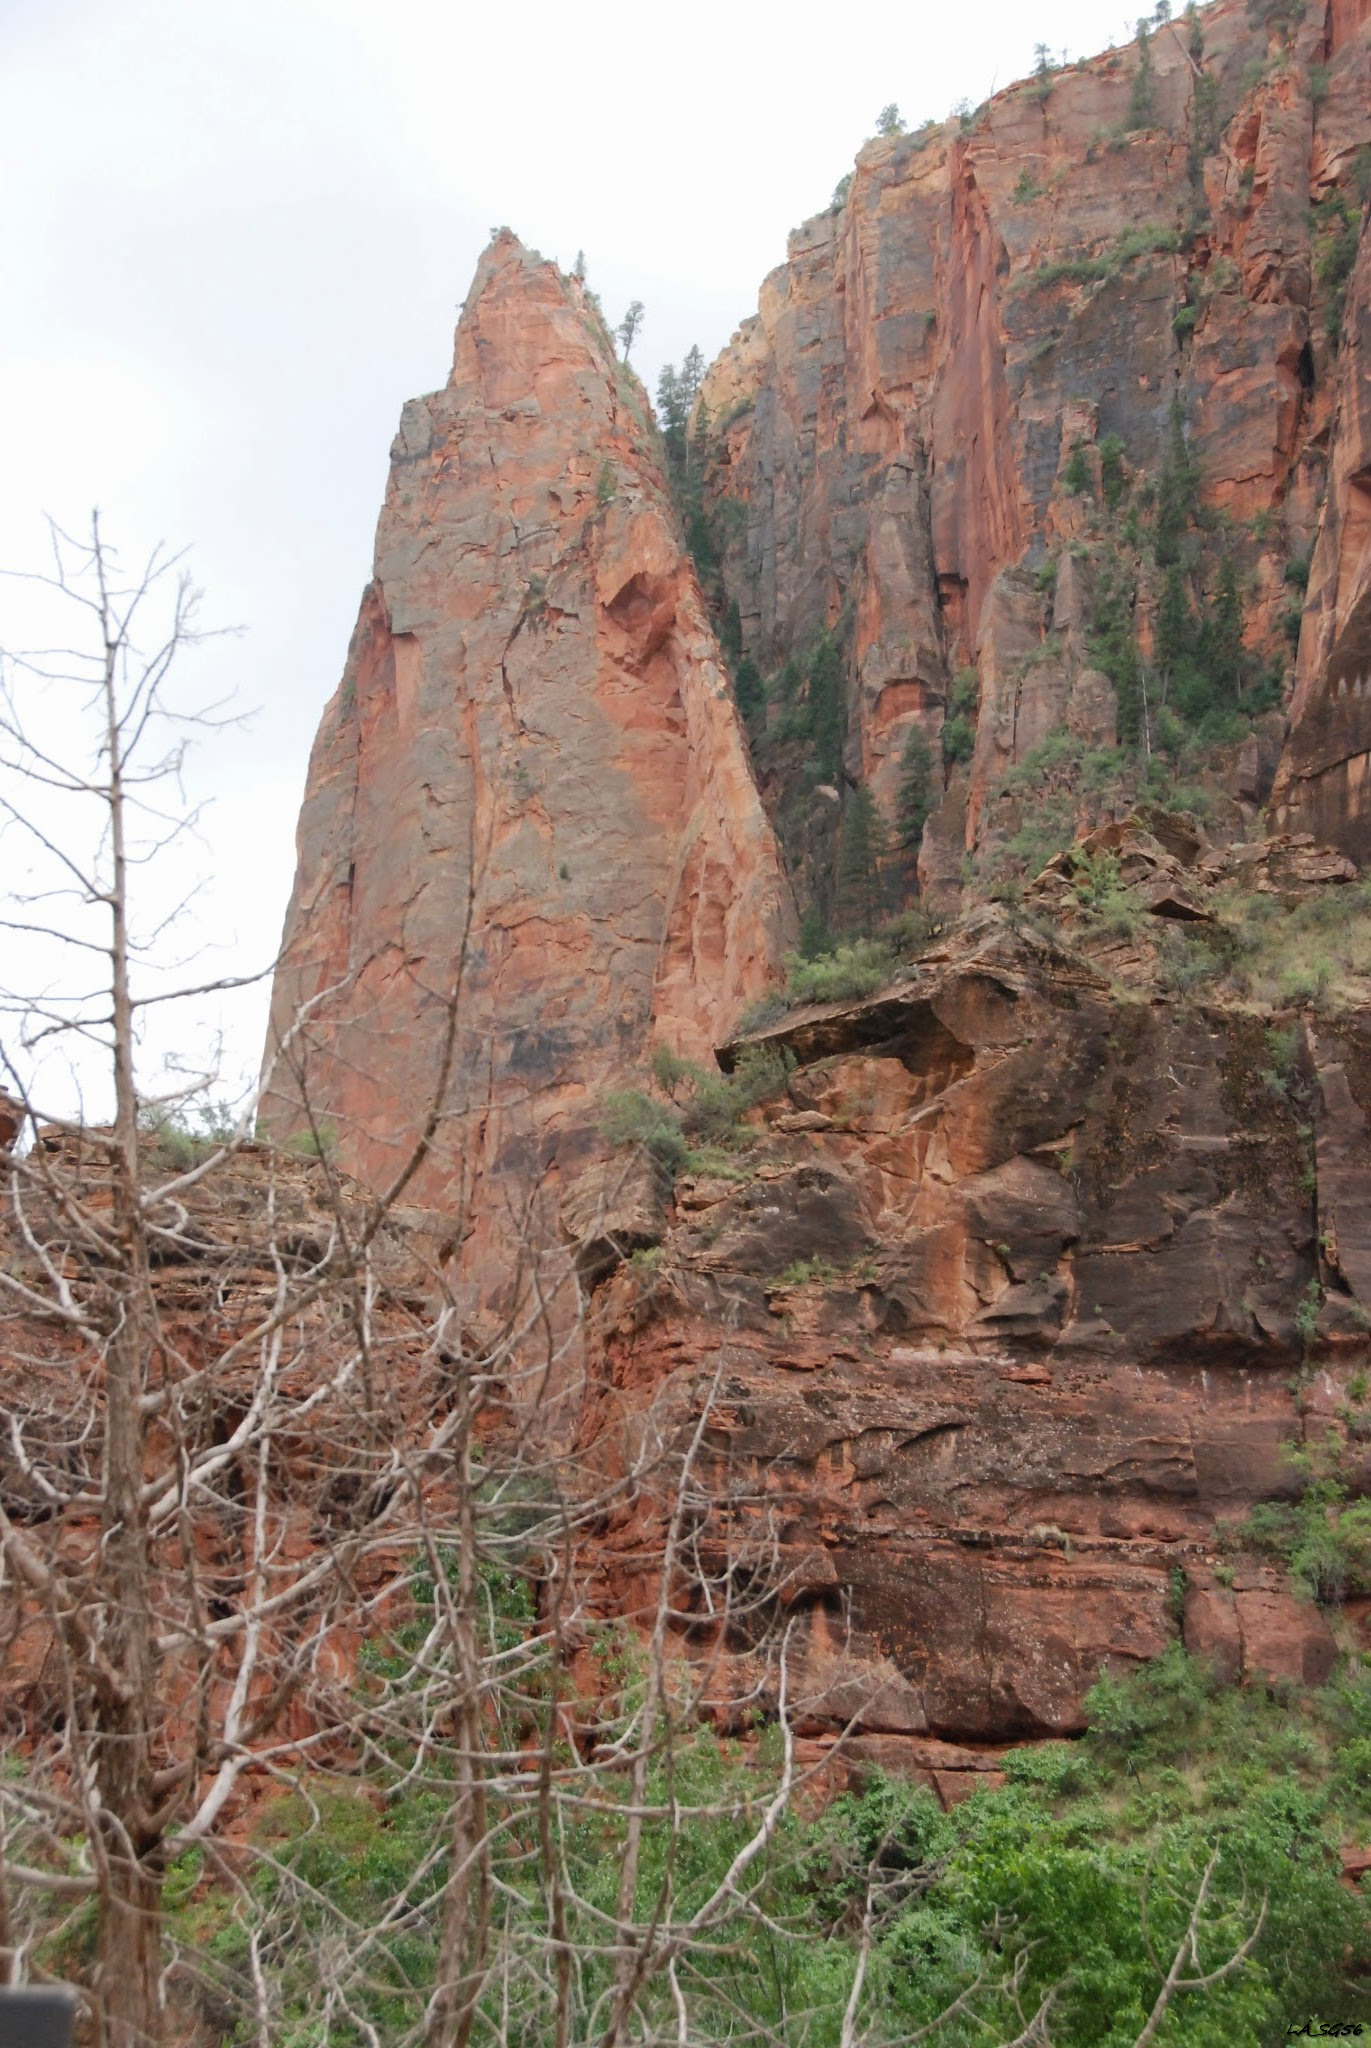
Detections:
1274,208,1371,853
263,237,794,1242
699,0,1371,879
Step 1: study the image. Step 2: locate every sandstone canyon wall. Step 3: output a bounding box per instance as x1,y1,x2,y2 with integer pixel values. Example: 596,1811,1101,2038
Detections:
263,236,794,1274
576,839,1371,1757
263,2,1371,1763
698,0,1371,896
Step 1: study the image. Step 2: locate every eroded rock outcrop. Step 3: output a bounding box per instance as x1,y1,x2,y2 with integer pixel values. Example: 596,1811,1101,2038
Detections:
263,237,795,1281
575,895,1370,1749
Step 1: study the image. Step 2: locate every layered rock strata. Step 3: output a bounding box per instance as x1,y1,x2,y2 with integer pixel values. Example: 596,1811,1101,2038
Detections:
572,842,1371,1750
263,237,794,1280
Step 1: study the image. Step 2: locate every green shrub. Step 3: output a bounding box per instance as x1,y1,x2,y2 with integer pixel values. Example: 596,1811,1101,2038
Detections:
600,1088,688,1175
784,938,894,1006
1099,433,1127,511
1062,440,1093,496
941,667,980,766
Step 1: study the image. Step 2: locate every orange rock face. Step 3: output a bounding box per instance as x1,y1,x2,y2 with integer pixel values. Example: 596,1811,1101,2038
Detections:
263,237,795,1278
699,0,1371,877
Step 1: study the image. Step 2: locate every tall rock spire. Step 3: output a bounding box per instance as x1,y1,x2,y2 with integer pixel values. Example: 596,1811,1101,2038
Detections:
262,233,794,1266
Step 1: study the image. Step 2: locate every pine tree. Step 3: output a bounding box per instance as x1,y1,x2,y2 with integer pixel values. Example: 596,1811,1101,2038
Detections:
656,363,687,473
808,632,846,782
836,782,890,935
1033,42,1053,102
798,903,829,958
1155,394,1196,567
1156,561,1198,684
895,727,936,894
877,103,905,136
1127,18,1156,128
679,344,705,414
734,656,765,730
1203,553,1245,702
616,299,644,361
1088,551,1144,744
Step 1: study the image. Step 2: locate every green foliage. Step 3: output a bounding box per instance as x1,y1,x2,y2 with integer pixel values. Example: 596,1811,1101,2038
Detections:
1014,167,1045,202
1062,439,1093,496
831,171,852,209
1127,17,1156,128
942,666,980,766
596,458,617,505
1031,225,1179,292
895,726,936,887
141,1098,241,1168
1220,1431,1371,1604
784,937,894,1006
836,782,892,936
1314,186,1364,345
154,1616,1371,2044
284,1118,339,1161
1087,550,1144,742
600,1087,689,1177
615,298,644,361
734,653,765,730
778,1255,838,1287
876,102,905,136
1188,66,1222,187
1246,0,1306,37
602,1042,795,1182
1099,433,1128,512
1155,393,1199,568
1034,252,1112,288
797,902,830,958
808,628,847,781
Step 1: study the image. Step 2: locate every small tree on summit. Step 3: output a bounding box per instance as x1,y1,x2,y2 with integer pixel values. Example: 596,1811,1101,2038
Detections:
876,102,905,135
617,298,645,361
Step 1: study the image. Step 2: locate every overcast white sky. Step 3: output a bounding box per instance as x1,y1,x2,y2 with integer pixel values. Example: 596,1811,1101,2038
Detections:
0,0,1145,1112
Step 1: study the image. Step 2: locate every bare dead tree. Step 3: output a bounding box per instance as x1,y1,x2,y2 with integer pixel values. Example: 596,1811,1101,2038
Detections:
0,519,814,2048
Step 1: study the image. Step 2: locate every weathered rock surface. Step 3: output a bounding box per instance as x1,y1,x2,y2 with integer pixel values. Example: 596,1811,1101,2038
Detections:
576,910,1371,1743
698,0,1371,877
1274,194,1371,857
263,237,794,1284
254,10,1371,1782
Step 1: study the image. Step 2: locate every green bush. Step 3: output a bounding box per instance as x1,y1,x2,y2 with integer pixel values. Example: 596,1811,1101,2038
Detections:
1062,440,1093,496
785,938,893,1006
941,667,980,765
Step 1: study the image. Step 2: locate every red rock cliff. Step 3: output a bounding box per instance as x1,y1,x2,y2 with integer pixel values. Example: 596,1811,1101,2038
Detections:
263,236,795,1272
698,0,1371,886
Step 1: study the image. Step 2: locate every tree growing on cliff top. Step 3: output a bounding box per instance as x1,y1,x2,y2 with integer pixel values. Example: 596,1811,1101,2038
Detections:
1128,17,1157,128
616,298,644,362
